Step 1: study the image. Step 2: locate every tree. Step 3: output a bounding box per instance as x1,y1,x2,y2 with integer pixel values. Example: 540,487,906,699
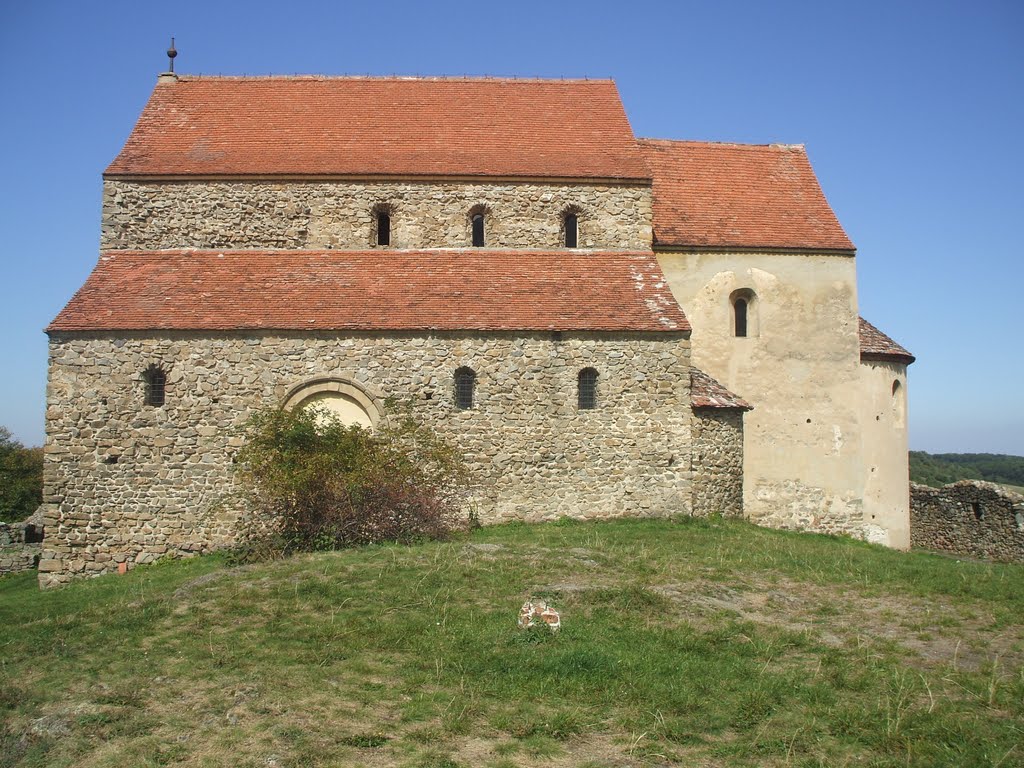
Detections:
0,427,43,523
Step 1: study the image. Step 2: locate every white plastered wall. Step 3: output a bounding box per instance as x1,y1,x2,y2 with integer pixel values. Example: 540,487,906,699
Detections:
658,250,871,537
858,360,911,548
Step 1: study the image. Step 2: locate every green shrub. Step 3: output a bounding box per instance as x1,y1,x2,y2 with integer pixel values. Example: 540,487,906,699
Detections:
232,404,469,558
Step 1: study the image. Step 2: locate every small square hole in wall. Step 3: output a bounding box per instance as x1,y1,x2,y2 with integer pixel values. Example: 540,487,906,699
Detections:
104,455,119,465
972,502,984,520
424,391,434,401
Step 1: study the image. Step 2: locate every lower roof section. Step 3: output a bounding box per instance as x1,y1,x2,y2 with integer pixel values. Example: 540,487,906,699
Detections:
48,250,689,334
690,367,752,411
859,317,915,365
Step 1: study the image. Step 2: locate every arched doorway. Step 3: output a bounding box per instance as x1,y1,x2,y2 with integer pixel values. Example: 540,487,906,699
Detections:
282,377,382,429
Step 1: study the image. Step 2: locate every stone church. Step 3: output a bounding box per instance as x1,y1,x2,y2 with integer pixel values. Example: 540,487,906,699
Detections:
39,72,914,587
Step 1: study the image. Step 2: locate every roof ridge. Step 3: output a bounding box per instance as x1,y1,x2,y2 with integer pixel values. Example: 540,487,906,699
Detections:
169,74,616,84
638,137,806,151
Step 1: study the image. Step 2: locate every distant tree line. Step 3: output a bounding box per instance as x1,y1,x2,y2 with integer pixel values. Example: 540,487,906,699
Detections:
0,427,43,523
910,451,1024,488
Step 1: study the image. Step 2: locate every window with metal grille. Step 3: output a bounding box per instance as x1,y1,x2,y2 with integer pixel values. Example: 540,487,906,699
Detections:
144,366,167,407
564,212,578,248
471,213,485,247
376,210,391,246
578,367,598,410
454,367,475,409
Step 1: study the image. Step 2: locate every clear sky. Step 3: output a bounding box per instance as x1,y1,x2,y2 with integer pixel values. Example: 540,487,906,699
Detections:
1,0,1021,454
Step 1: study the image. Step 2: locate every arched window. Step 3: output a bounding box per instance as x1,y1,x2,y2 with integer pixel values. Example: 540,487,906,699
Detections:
578,368,598,410
454,367,476,409
564,212,578,248
892,379,905,426
143,365,167,407
468,205,489,247
471,213,485,247
734,299,748,338
730,289,757,338
372,203,394,247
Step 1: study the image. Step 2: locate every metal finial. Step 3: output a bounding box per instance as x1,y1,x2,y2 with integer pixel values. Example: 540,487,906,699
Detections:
167,37,177,73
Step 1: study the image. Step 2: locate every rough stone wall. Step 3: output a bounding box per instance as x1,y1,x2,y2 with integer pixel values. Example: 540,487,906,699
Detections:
101,180,652,251
910,481,1024,562
690,409,744,517
0,507,44,575
41,330,692,587
657,249,868,539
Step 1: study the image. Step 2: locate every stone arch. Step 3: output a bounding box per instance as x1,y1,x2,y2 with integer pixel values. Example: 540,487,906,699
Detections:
282,377,383,429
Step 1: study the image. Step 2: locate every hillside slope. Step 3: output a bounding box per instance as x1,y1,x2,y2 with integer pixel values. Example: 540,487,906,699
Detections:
910,451,1024,489
1,518,1022,767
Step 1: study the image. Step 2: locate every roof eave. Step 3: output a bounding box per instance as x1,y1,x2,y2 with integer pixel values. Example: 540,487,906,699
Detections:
860,352,916,366
654,243,856,256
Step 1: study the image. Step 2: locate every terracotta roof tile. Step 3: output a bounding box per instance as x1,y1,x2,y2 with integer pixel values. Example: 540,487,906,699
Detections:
859,317,915,364
48,250,689,333
690,368,752,410
639,139,855,251
106,76,650,180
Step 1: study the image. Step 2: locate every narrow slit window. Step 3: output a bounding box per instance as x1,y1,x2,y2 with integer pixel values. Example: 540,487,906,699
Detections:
734,298,748,338
144,366,167,407
471,213,485,247
564,212,578,248
376,210,391,246
454,367,476,410
578,368,598,410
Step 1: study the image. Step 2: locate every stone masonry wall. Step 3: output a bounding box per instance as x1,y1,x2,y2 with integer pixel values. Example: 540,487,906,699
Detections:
910,481,1024,562
0,507,44,576
41,330,692,586
690,409,744,517
101,180,653,251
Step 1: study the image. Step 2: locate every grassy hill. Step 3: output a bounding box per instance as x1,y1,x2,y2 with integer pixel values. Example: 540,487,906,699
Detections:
910,451,1024,491
2,518,1022,768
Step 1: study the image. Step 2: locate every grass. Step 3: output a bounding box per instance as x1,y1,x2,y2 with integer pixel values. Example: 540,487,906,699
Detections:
1,517,1022,767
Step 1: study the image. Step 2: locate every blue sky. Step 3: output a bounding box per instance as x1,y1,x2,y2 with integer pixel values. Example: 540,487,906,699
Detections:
1,0,1021,453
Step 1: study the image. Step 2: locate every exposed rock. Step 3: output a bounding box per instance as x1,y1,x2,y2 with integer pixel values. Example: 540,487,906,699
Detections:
519,599,561,632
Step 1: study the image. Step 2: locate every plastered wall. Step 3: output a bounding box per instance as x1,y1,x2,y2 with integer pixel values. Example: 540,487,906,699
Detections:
657,250,870,538
859,360,911,548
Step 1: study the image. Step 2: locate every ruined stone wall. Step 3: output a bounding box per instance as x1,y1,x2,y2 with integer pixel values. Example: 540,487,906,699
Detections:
101,180,652,251
910,481,1024,562
0,508,44,575
41,330,692,587
690,409,744,517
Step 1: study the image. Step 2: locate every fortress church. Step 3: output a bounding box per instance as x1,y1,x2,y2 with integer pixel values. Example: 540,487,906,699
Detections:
40,71,914,586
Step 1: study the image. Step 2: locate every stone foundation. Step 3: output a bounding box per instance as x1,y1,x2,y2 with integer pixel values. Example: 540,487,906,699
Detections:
41,330,693,587
910,481,1024,562
690,409,744,517
101,180,652,251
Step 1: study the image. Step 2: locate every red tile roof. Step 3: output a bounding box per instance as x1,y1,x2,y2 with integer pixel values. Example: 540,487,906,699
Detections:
859,317,915,364
639,139,855,251
105,76,650,180
690,368,753,410
48,250,689,333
